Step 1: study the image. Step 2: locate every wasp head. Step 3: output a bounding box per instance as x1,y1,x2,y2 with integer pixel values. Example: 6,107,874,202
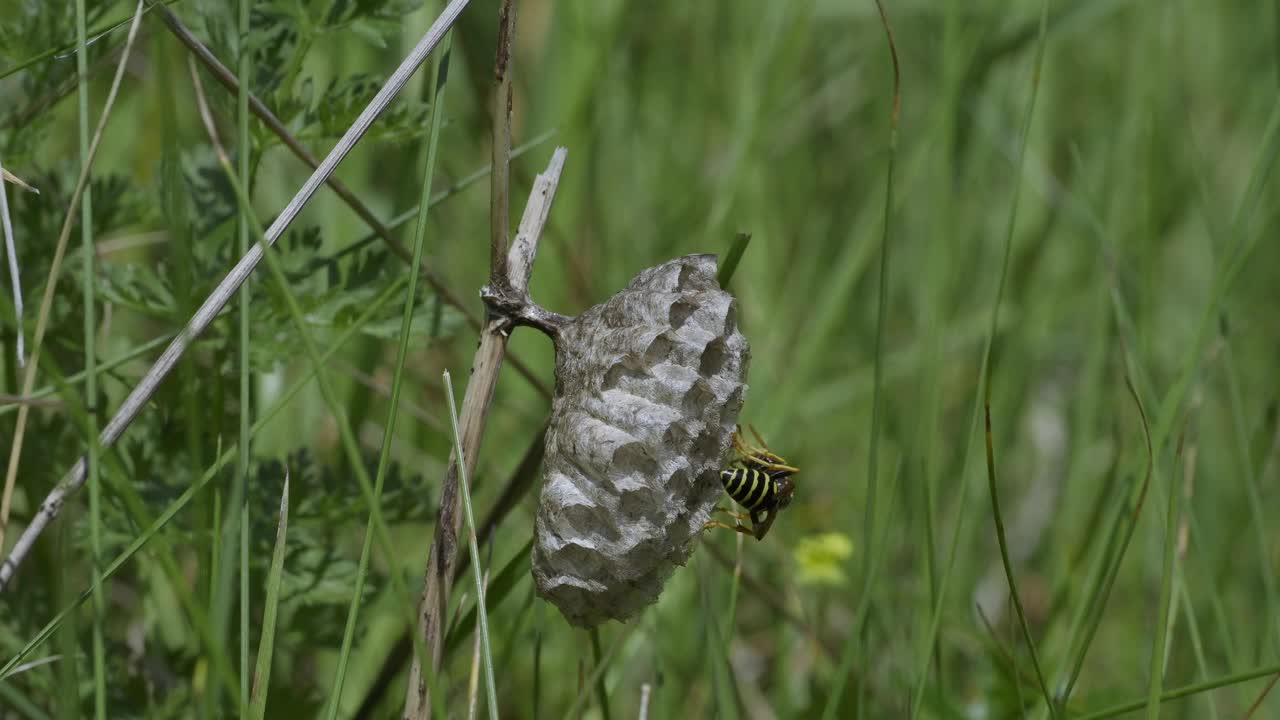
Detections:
774,474,796,510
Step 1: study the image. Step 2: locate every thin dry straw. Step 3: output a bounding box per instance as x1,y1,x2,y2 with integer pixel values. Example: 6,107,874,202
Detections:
0,156,23,367
0,0,146,574
0,0,474,591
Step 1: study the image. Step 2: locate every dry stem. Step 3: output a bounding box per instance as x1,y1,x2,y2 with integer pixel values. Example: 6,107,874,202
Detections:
402,147,566,719
488,0,516,288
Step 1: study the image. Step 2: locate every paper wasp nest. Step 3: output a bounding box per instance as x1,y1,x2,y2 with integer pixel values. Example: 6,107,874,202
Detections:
532,254,748,627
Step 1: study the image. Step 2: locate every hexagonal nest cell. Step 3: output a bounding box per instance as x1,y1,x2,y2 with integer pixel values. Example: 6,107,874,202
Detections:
530,254,749,627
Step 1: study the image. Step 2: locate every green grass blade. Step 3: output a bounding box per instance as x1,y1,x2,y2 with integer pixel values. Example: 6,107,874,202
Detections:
589,628,612,720
826,458,904,717
1076,663,1280,720
560,623,637,720
911,1,1054,714
53,521,78,720
444,538,534,657
443,368,500,720
1147,96,1280,493
909,383,983,718
722,534,744,644
716,232,751,288
1144,434,1184,717
973,0,1056,715
822,3,897,714
0,678,51,720
1178,550,1220,718
248,474,289,720
237,0,254,715
1059,379,1153,704
699,555,742,720
324,31,453,719
984,385,1056,715
74,0,105,714
1222,341,1280,653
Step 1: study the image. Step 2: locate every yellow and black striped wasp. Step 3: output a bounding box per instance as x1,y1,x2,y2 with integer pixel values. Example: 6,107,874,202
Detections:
704,426,799,540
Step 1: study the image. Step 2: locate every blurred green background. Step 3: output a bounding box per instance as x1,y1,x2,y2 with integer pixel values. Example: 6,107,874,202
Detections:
2,0,1280,717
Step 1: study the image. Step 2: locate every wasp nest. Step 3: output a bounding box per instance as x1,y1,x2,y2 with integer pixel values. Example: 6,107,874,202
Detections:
528,254,748,627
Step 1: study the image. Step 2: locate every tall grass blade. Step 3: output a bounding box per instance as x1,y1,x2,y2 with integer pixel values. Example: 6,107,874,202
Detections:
248,473,290,720
444,538,534,656
589,628,612,720
700,557,741,720
984,385,1056,715
560,623,638,720
73,0,105,714
1058,378,1153,704
1076,663,1280,720
1144,434,1185,717
824,2,898,715
443,369,500,720
324,30,454,720
236,0,254,714
716,232,751,288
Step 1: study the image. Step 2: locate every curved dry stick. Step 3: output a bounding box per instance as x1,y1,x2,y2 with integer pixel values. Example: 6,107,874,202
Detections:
0,0,147,558
0,0,473,591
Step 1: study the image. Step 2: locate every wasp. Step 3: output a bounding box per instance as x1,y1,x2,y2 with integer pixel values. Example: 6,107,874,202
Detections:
703,426,798,540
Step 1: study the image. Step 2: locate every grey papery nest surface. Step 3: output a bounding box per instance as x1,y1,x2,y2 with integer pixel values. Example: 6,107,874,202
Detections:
530,254,749,627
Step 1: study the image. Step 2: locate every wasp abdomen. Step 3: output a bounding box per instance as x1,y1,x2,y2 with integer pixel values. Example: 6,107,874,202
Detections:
720,468,775,510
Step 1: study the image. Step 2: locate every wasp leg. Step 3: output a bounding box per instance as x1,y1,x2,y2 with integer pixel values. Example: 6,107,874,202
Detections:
750,509,777,541
758,460,800,476
712,507,751,521
733,425,800,475
702,521,755,537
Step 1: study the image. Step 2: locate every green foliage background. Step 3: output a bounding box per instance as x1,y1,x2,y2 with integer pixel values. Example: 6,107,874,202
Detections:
2,0,1280,717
